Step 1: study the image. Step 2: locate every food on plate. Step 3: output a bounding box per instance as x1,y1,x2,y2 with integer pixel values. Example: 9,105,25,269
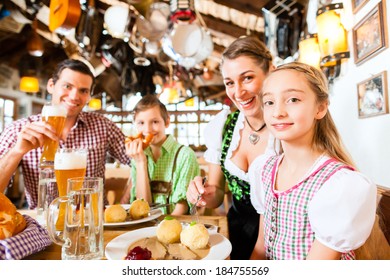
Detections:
0,192,26,240
125,246,152,260
180,222,210,250
166,243,198,260
129,199,150,220
125,132,154,149
125,221,213,260
156,216,182,244
104,204,127,223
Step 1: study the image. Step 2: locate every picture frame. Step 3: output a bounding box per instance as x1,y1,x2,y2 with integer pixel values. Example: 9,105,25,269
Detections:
357,71,388,118
353,1,387,65
352,0,369,14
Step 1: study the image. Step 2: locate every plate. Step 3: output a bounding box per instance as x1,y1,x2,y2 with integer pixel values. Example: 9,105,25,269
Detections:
104,205,163,227
105,226,232,260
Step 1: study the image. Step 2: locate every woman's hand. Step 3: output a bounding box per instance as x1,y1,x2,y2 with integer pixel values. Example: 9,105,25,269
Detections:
187,176,219,208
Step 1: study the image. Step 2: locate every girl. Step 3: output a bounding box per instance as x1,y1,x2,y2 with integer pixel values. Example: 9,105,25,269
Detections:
125,94,200,215
187,36,278,259
250,62,377,260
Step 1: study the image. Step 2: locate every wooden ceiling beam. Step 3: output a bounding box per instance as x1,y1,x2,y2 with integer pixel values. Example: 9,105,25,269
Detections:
212,0,270,17
201,14,264,41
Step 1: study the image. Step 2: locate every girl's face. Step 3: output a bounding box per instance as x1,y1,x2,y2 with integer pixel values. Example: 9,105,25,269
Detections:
134,105,169,145
221,56,267,118
261,70,327,144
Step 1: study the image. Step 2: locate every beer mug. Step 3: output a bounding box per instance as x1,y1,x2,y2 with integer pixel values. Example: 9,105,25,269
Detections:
54,148,88,230
47,177,104,260
40,102,67,167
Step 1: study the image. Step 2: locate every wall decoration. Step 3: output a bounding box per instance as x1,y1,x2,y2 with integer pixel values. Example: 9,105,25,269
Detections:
352,0,369,14
357,71,388,118
353,1,387,65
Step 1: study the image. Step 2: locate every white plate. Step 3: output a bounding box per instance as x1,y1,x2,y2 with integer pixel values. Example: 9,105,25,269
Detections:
105,226,232,260
104,205,163,227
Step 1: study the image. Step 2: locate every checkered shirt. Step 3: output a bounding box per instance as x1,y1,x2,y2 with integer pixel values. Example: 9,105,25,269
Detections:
262,156,356,260
0,215,52,260
130,135,200,207
0,112,131,209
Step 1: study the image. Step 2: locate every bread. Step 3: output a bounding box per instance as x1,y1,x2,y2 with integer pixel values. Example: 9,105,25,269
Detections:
180,223,209,250
129,199,150,220
13,212,27,235
156,217,182,244
0,192,21,240
104,204,127,223
125,133,154,149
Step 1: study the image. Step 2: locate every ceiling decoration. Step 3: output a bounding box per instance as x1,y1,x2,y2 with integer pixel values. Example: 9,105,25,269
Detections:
0,0,308,107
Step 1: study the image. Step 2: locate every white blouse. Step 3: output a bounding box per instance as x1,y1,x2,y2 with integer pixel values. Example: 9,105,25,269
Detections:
249,155,377,252
204,108,277,182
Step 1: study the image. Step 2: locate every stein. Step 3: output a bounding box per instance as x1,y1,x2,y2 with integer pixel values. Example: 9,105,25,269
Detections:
40,102,67,167
54,148,87,230
47,177,104,260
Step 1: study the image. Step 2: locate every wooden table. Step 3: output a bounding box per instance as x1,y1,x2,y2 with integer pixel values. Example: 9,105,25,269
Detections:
20,210,229,260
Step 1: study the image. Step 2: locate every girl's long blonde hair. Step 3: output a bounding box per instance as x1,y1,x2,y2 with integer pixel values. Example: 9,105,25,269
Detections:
272,62,356,168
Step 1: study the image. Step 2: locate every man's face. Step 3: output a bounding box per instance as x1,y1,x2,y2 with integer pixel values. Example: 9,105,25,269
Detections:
47,68,93,119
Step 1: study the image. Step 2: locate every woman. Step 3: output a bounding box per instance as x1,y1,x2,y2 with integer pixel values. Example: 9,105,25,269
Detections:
125,94,200,215
186,36,278,259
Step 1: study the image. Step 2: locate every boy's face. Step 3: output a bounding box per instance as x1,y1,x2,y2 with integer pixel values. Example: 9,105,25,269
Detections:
134,105,170,146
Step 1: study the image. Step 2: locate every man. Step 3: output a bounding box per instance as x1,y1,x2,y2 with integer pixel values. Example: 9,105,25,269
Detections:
0,59,130,209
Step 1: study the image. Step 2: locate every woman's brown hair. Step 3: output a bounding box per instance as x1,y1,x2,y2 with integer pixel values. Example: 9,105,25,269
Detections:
221,36,273,74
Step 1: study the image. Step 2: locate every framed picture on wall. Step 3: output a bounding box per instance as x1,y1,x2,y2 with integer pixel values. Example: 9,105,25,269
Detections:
357,71,388,118
353,1,387,65
352,0,369,14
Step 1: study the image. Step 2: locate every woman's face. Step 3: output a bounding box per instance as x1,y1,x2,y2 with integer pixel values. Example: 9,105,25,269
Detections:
134,105,169,146
221,56,267,118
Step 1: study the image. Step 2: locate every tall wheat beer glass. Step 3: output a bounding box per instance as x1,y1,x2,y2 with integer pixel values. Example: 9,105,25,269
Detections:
54,148,87,230
40,103,67,167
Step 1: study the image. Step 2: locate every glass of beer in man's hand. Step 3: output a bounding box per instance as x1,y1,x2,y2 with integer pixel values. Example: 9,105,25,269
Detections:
40,102,67,167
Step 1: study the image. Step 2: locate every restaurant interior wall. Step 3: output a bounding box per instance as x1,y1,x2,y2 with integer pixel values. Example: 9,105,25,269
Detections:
329,0,390,189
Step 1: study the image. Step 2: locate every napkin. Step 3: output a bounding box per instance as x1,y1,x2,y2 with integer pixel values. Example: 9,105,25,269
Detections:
0,215,52,260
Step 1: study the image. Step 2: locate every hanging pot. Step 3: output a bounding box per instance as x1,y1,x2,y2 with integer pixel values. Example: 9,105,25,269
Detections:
104,5,131,39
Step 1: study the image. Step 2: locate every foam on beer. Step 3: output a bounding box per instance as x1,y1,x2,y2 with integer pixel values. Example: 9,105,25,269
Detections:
54,152,87,170
42,104,67,117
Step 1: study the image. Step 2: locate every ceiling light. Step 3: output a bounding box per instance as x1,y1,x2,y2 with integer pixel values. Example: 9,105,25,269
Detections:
27,19,44,57
20,76,39,93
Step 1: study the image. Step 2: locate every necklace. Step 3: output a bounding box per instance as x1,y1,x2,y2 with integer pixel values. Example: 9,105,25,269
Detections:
245,117,266,145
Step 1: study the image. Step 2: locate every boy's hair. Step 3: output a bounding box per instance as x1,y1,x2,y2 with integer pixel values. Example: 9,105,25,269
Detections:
133,94,169,124
271,62,355,167
51,59,95,92
221,36,273,74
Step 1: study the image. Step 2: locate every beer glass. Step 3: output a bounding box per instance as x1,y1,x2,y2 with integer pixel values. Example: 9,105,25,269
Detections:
54,148,88,230
46,177,104,260
36,167,56,226
40,102,67,167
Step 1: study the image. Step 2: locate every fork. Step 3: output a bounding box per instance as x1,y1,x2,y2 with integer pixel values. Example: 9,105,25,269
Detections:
189,177,206,223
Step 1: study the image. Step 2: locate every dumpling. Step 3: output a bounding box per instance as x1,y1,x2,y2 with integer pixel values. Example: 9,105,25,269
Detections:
180,222,209,250
129,199,150,220
104,204,127,223
156,216,182,244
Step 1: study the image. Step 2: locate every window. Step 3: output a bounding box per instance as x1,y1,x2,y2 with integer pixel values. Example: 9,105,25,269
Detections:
0,95,16,133
101,96,224,151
